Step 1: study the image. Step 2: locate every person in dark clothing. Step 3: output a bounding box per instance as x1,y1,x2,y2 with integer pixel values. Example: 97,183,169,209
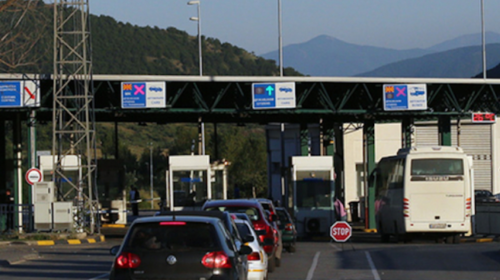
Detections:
4,189,14,232
130,187,140,216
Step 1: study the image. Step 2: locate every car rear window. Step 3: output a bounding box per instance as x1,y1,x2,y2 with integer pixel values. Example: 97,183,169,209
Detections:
277,210,290,223
205,206,261,221
125,222,219,251
235,222,252,239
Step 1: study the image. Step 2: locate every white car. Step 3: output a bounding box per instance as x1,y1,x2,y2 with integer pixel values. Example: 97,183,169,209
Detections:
234,218,269,280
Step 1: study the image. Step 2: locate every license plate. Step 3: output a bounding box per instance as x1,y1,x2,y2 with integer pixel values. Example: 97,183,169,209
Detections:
429,223,446,229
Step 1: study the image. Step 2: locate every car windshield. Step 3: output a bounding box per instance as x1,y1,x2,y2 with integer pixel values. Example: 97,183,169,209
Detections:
126,222,218,251
276,209,290,223
205,206,261,221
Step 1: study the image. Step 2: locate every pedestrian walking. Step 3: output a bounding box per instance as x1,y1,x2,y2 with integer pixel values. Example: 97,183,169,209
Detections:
3,189,14,232
334,197,347,221
130,187,140,216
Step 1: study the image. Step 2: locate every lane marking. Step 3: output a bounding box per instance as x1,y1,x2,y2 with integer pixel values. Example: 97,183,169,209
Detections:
89,273,109,280
365,251,381,280
305,251,320,280
329,243,342,251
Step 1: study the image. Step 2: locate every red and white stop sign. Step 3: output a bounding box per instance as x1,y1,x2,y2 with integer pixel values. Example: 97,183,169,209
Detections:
330,221,352,242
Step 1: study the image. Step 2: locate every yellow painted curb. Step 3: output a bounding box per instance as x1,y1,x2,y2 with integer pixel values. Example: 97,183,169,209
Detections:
100,235,106,242
37,240,55,246
363,228,377,233
476,238,494,243
102,224,126,228
87,239,96,243
67,239,82,245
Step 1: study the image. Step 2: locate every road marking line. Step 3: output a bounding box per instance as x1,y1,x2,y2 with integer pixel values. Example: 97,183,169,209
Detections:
365,251,381,280
89,273,109,280
305,251,320,280
329,243,342,251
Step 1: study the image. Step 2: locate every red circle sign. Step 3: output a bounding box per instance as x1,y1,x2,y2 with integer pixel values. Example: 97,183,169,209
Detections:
25,168,42,185
330,221,352,242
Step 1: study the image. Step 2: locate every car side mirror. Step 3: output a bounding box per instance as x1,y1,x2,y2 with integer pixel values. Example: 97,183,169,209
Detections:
110,245,120,255
239,245,253,255
243,235,255,243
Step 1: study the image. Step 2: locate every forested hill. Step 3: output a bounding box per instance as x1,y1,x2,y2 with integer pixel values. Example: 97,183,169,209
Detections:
0,1,302,76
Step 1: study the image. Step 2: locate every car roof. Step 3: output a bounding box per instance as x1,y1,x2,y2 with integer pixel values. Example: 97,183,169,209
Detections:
203,199,264,207
131,215,221,225
156,210,228,219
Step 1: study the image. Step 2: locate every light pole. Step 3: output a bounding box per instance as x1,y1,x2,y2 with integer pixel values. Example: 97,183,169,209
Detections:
278,0,283,77
188,1,205,155
149,142,153,209
481,0,486,78
188,0,202,76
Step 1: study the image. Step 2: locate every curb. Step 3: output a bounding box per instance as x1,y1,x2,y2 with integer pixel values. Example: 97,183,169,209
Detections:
0,235,106,246
35,235,106,246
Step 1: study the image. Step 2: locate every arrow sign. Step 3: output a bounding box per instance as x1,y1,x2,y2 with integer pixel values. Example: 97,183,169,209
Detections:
266,85,274,96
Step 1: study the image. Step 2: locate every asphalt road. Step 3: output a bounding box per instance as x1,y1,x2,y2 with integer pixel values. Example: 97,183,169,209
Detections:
1,234,500,280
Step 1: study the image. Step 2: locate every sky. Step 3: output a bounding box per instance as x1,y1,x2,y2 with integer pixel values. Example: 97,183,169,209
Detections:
88,0,500,55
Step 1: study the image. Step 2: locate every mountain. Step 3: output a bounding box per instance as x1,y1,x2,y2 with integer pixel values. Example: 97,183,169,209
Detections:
428,31,500,52
260,35,432,76
0,3,303,76
357,44,500,78
260,33,500,77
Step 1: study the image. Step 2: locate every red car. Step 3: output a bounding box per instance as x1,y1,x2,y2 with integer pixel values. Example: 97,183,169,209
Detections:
202,199,281,272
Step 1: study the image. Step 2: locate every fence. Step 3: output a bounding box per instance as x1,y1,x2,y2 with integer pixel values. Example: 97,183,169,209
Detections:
0,204,34,234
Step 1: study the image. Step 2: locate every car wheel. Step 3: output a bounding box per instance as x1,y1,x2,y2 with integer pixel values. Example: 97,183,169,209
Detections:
275,256,281,267
267,255,276,273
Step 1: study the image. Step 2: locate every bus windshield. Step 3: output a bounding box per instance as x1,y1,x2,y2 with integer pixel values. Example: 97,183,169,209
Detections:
411,158,464,176
295,171,334,208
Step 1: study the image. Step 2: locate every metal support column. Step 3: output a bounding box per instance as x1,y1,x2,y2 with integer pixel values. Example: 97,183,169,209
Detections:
363,121,376,229
333,124,344,202
438,116,452,146
402,118,413,148
13,114,23,233
300,124,309,156
0,120,5,192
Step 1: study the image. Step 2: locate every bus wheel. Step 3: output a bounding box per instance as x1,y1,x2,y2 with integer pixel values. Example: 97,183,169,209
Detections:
446,235,460,244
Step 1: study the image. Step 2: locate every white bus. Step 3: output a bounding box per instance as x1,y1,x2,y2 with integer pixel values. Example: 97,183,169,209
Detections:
370,146,473,243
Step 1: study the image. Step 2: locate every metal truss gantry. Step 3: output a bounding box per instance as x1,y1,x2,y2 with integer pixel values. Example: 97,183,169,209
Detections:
53,0,97,233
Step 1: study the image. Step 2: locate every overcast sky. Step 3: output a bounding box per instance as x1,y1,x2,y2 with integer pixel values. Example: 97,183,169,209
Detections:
89,0,500,55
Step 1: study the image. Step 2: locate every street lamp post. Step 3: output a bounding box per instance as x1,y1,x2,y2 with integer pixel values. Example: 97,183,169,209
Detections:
481,0,486,79
278,0,283,77
188,1,205,155
188,1,202,76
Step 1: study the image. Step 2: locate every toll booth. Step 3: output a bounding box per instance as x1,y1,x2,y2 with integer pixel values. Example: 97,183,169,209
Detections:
290,156,336,237
166,155,212,211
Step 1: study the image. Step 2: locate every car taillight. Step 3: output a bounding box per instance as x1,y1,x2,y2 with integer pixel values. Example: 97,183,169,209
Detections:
202,251,232,269
263,245,273,254
273,228,279,243
285,223,293,231
247,252,260,261
115,252,141,269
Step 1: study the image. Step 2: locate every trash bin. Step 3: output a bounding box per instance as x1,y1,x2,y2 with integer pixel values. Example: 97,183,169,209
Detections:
349,201,360,222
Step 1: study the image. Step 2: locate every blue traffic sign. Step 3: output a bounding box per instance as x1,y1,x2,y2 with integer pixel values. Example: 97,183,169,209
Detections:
121,82,166,109
0,81,39,107
252,82,296,109
383,84,427,111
